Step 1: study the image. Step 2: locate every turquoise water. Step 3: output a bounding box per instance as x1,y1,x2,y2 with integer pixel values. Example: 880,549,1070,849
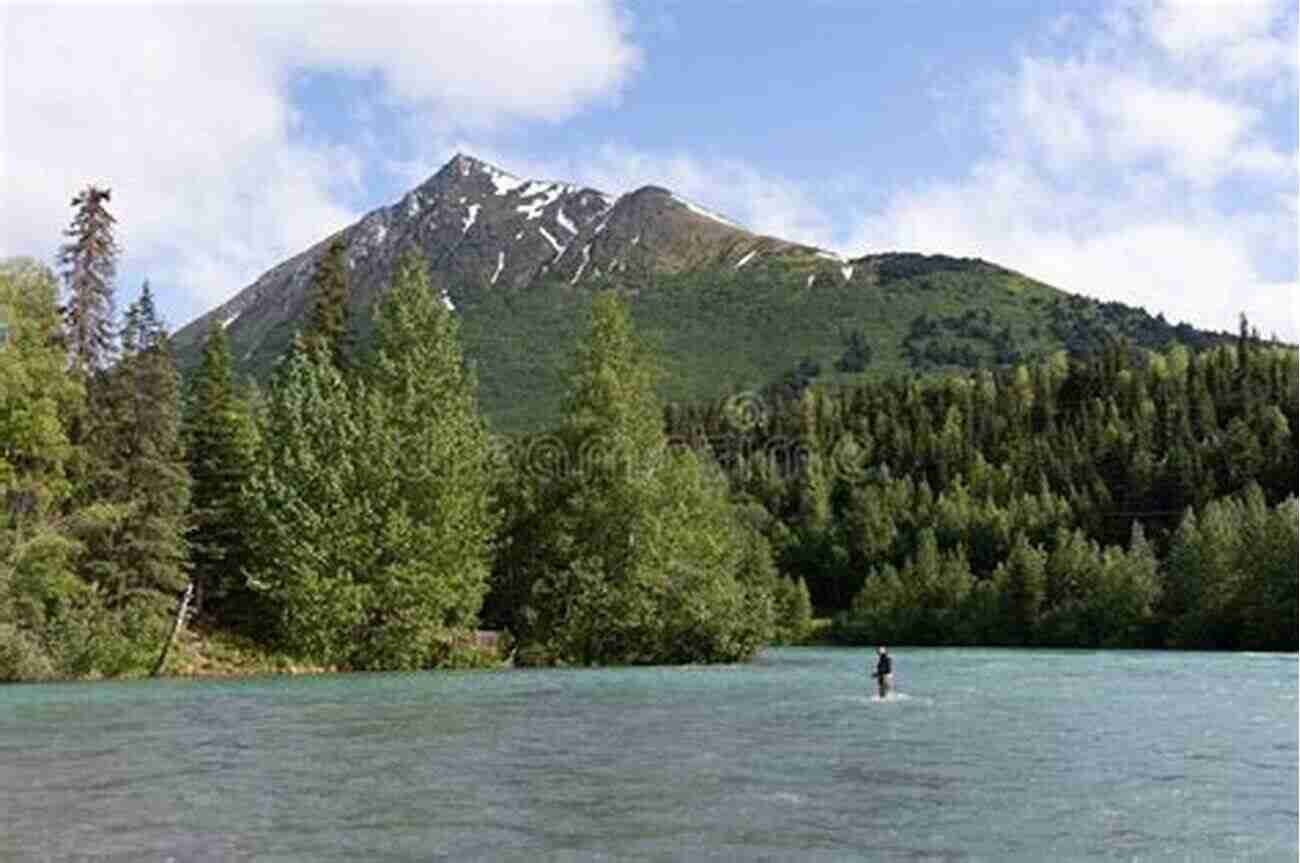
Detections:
1,648,1295,861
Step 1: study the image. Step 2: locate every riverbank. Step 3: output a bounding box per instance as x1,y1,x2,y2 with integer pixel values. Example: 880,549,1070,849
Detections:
158,625,335,678
152,625,511,679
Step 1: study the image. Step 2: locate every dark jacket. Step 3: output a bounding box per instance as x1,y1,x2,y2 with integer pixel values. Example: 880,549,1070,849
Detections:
876,654,892,677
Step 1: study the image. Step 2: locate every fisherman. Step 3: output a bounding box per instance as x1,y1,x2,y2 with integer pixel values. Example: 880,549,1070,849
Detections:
872,646,893,698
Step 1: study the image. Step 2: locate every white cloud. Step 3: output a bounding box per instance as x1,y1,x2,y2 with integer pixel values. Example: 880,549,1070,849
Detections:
1007,57,1285,188
0,3,638,325
1143,0,1297,81
853,0,1298,341
857,171,1296,337
576,146,841,250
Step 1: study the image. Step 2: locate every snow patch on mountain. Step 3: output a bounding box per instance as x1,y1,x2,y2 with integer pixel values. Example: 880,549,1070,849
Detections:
517,183,565,220
462,204,480,235
538,226,565,257
485,163,527,196
491,251,505,285
571,243,591,285
673,194,742,230
556,207,578,235
735,250,758,269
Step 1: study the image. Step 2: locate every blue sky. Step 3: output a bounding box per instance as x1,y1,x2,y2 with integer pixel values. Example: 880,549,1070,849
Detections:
3,0,1296,339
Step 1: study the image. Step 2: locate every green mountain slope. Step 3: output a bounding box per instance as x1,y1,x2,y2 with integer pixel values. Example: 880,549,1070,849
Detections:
458,254,1223,430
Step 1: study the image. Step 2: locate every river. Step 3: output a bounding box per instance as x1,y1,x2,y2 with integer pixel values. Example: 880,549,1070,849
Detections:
2,648,1295,861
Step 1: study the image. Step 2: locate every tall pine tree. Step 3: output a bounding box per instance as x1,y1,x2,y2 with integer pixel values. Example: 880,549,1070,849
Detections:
76,283,190,611
302,237,352,370
57,186,118,376
507,291,774,665
184,319,257,623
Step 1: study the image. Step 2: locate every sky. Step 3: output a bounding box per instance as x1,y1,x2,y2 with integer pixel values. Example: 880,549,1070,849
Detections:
2,0,1296,340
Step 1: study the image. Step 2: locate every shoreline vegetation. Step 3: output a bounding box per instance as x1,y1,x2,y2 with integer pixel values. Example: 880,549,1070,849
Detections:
74,616,1297,688
2,188,1296,684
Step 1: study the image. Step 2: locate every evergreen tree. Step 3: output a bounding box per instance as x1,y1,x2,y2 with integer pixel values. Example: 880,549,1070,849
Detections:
0,261,145,680
184,319,257,622
508,291,773,664
57,186,118,375
302,237,352,369
361,249,496,666
75,285,190,612
243,346,367,664
0,261,80,678
770,570,813,645
0,260,80,512
996,533,1046,645
1237,497,1298,651
247,251,495,669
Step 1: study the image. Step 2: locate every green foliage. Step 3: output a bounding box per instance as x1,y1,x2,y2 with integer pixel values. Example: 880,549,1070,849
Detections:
57,186,118,375
75,284,190,607
771,575,814,644
302,237,353,370
184,320,258,621
0,261,164,680
668,333,1295,650
362,249,497,662
1162,487,1297,650
501,291,775,665
995,534,1047,645
835,328,874,373
0,260,81,509
245,251,495,670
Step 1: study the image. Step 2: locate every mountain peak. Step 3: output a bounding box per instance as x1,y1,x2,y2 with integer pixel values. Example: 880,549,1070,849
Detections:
425,152,518,188
174,154,868,379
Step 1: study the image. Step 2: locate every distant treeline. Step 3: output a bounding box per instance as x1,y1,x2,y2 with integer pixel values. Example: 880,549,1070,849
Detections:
662,327,1298,650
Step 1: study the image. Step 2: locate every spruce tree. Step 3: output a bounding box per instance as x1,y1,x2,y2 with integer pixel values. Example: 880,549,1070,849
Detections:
302,237,352,370
996,533,1046,645
76,284,190,611
510,291,773,665
57,186,118,375
243,345,365,664
184,319,257,622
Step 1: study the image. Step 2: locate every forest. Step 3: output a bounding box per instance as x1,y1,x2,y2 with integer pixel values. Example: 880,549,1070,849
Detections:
0,187,1294,682
663,321,1298,650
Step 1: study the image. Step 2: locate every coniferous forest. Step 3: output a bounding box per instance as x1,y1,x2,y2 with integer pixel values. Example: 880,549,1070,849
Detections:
1,189,1295,682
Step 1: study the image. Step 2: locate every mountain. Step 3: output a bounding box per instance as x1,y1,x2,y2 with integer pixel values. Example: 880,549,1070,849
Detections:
172,154,1223,431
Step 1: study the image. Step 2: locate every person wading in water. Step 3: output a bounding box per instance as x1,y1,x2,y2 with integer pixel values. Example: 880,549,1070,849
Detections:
872,646,893,698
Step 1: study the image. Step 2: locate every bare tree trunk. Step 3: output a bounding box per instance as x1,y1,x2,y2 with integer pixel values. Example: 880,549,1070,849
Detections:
152,581,194,677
